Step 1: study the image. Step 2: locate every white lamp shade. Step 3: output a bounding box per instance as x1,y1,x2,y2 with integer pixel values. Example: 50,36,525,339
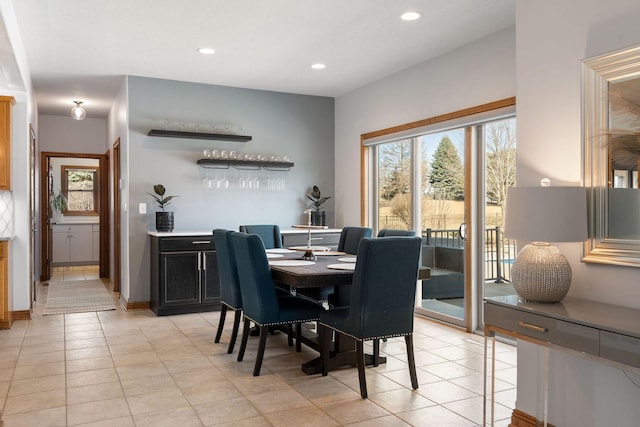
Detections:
504,186,588,243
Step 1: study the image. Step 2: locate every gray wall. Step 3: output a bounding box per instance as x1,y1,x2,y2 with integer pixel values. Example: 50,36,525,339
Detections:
126,76,334,302
39,114,107,153
107,79,128,299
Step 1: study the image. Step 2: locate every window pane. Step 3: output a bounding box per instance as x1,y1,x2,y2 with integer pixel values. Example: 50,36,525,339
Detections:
483,117,517,296
419,129,465,233
62,166,98,214
67,170,94,191
377,139,412,231
67,191,94,211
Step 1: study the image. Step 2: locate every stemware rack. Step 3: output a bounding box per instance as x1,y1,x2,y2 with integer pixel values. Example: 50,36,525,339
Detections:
197,158,294,171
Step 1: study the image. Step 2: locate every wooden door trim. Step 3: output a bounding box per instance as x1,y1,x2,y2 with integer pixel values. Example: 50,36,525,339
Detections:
39,153,51,281
100,151,110,278
112,139,121,293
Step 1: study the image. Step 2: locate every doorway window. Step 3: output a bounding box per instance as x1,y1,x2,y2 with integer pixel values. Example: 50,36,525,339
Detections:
62,165,99,215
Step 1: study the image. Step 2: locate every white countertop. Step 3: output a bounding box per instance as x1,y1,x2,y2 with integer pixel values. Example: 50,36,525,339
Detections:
281,228,342,234
147,228,342,237
147,230,212,237
52,221,100,225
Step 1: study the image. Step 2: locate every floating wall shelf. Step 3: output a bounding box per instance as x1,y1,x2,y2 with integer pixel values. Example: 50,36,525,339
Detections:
148,129,252,142
197,158,294,171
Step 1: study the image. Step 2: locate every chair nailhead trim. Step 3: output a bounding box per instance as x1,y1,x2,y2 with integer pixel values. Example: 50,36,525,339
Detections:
245,315,320,327
317,322,412,341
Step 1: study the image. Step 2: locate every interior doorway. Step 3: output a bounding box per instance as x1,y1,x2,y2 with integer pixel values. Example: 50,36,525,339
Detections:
40,152,110,284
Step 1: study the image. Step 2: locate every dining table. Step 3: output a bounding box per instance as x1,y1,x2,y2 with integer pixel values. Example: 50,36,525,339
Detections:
268,248,430,375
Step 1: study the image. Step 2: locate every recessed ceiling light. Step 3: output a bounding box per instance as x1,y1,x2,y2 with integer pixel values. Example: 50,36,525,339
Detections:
311,63,326,70
197,47,215,55
401,11,421,21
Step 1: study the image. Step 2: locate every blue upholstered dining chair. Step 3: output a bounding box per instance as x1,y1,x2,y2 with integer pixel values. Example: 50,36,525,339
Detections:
213,229,244,354
337,226,373,254
376,228,418,343
319,236,422,398
304,226,373,305
239,224,283,249
230,232,323,376
377,229,416,237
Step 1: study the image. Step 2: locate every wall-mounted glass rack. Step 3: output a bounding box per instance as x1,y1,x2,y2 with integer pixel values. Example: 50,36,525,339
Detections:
197,158,294,171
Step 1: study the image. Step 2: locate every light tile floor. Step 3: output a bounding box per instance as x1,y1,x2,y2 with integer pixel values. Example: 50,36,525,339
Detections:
0,268,516,426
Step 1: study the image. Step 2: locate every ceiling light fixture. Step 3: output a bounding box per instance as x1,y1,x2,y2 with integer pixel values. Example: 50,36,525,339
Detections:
311,63,326,70
401,11,421,21
197,47,216,55
70,101,86,120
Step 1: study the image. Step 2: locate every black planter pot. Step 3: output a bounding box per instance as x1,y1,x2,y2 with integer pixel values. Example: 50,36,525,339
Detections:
311,210,326,226
156,211,174,232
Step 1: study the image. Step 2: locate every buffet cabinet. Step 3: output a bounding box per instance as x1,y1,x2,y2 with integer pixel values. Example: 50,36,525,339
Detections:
150,235,221,315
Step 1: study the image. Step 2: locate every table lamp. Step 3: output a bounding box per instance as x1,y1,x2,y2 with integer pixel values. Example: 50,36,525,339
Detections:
503,184,587,302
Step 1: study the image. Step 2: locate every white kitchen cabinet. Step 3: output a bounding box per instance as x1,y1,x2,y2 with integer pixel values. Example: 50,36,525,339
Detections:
52,224,99,265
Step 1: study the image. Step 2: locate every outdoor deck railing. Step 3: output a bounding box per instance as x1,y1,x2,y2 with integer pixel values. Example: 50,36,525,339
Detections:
422,226,516,283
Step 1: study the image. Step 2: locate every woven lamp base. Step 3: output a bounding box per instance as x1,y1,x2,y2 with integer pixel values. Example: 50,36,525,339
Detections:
511,242,571,303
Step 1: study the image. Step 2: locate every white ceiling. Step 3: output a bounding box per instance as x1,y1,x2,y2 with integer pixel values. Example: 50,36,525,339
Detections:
9,0,515,118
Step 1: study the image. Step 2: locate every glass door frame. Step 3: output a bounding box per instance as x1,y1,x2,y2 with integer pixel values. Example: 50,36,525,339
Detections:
361,99,516,333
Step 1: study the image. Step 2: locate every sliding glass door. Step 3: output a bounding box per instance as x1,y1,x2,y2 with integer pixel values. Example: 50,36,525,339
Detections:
373,128,468,327
366,107,516,331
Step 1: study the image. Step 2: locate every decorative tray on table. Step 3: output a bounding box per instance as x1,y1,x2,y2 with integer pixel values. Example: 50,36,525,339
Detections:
289,224,330,260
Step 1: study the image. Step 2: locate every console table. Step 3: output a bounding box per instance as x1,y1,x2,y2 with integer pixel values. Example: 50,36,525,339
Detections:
483,295,640,426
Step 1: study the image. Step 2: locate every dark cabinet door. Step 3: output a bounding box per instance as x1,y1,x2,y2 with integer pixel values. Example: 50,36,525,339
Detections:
201,250,221,303
151,235,221,315
161,251,200,306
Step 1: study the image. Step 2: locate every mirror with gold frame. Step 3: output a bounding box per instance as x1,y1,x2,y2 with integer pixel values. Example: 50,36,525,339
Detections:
583,44,640,267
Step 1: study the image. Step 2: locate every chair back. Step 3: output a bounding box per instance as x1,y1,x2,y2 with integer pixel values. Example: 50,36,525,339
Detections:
348,237,421,338
377,229,416,237
337,226,373,254
230,232,280,323
213,229,242,309
239,224,283,249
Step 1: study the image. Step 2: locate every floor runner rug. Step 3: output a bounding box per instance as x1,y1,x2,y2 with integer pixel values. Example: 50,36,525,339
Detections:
44,280,116,315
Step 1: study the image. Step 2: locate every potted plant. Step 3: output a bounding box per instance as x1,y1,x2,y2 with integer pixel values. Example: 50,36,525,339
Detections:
148,184,178,232
50,190,67,222
306,185,331,226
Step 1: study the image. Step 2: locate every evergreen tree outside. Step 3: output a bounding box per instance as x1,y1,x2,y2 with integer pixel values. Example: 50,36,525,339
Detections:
429,136,464,200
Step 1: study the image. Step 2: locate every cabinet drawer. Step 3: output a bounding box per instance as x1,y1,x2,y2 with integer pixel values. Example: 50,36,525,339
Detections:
159,236,214,252
485,303,599,356
52,224,93,233
600,331,640,368
282,233,340,247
